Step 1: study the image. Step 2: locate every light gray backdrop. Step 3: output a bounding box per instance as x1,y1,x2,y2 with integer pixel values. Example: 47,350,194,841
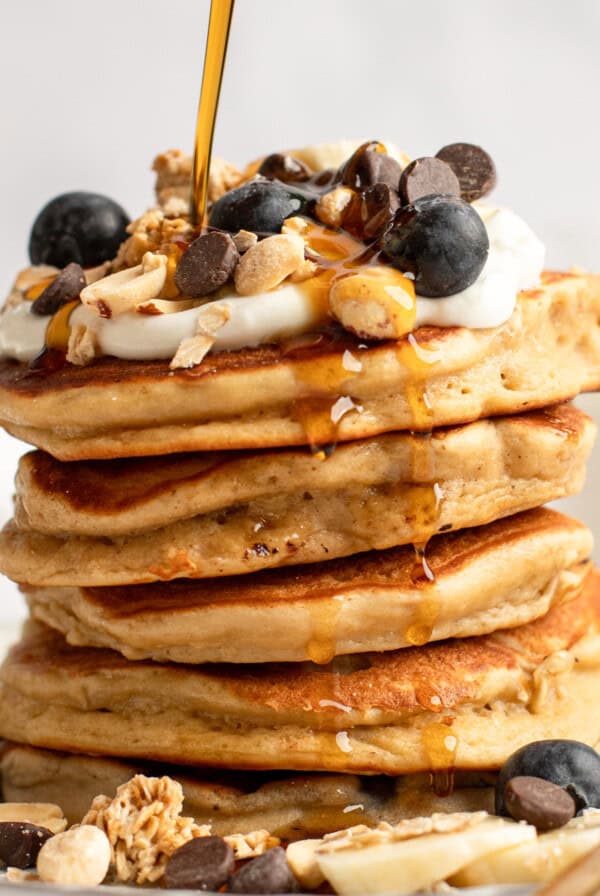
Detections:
0,0,599,621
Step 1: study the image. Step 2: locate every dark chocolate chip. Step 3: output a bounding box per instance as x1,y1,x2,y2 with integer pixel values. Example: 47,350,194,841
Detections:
399,157,461,206
362,183,401,240
165,836,234,891
258,154,311,184
0,822,54,869
504,775,576,831
342,145,402,191
435,143,497,202
228,847,299,894
174,231,239,298
30,263,86,316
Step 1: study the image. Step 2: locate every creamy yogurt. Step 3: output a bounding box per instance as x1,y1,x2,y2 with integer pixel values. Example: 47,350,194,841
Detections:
0,206,545,364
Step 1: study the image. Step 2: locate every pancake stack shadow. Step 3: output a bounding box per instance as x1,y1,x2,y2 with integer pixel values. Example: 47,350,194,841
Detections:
0,276,599,839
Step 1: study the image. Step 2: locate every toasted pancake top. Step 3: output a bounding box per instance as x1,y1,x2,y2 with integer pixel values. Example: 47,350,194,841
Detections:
70,508,589,615
4,572,599,729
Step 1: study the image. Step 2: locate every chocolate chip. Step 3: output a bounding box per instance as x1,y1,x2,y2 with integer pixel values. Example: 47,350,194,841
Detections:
0,822,54,869
342,146,402,192
435,143,497,202
362,183,401,240
399,157,461,206
30,262,86,316
165,836,234,890
258,154,311,184
504,775,576,831
228,847,299,894
174,231,239,298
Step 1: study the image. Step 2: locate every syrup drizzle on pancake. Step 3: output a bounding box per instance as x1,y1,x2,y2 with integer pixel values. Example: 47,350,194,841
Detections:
422,722,459,798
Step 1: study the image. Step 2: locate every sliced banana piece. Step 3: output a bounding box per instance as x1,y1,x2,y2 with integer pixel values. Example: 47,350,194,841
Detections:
287,139,410,173
314,813,535,896
452,811,600,887
286,839,324,889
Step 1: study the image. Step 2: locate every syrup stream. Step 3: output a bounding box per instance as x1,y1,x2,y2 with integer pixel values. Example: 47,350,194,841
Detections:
191,0,235,226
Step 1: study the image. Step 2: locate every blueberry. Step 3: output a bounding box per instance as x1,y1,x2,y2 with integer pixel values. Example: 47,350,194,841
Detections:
29,192,129,268
496,740,600,816
208,180,307,235
380,194,489,298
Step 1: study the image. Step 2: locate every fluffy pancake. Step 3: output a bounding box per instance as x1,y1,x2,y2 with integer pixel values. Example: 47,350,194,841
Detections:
0,272,599,460
0,744,494,834
23,509,593,664
1,573,599,775
13,404,595,540
2,405,594,587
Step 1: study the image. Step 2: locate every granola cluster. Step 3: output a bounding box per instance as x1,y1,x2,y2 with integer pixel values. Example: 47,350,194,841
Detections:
81,774,210,884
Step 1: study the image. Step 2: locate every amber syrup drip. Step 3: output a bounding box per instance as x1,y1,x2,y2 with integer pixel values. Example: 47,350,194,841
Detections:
422,722,458,798
290,223,392,455
306,598,343,665
191,0,235,226
25,275,58,301
29,300,80,371
395,332,444,645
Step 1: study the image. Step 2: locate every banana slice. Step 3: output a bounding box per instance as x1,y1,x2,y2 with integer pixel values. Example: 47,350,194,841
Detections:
452,811,600,887
286,839,324,889
314,812,535,896
287,139,410,173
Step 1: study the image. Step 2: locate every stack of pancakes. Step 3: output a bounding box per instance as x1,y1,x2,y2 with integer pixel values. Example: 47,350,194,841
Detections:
0,252,599,841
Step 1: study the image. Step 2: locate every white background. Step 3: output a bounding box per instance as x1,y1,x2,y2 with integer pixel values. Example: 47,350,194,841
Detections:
0,0,599,623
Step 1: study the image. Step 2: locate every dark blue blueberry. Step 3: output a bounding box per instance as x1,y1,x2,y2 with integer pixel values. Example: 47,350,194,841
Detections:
496,740,600,816
209,180,307,235
29,192,129,268
380,194,489,298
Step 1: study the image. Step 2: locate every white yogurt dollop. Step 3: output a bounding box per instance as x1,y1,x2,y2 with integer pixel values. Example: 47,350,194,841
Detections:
0,206,545,364
415,207,545,329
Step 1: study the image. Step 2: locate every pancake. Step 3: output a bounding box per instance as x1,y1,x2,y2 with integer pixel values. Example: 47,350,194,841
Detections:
23,509,593,664
0,744,494,835
1,573,599,775
2,405,594,587
0,272,599,460
13,404,595,540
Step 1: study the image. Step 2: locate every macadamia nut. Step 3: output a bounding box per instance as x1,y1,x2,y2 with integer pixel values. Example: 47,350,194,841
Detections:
37,825,111,886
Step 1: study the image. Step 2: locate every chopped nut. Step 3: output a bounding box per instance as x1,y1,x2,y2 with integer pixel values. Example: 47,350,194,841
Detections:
208,157,244,203
282,216,310,237
152,149,242,209
113,208,193,271
84,261,112,285
0,803,67,834
160,193,191,218
315,187,354,229
235,233,306,295
37,826,111,886
6,867,38,883
233,229,259,254
329,266,416,340
224,830,280,859
81,251,168,317
331,396,363,425
290,258,318,283
67,324,97,366
14,266,60,293
82,775,210,884
170,304,231,369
